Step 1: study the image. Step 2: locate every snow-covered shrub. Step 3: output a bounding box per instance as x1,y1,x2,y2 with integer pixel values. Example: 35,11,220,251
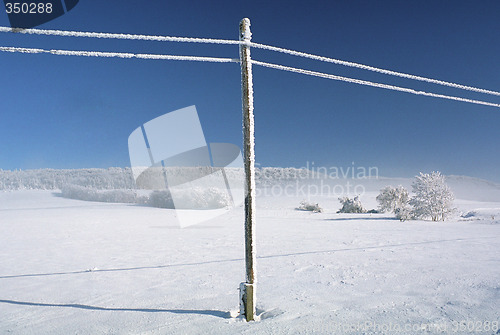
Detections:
410,171,455,221
148,187,231,209
296,201,323,213
337,196,366,213
460,209,499,223
148,190,175,208
376,185,409,213
171,187,231,209
394,205,414,222
461,211,477,219
61,184,231,210
201,187,232,208
376,185,412,221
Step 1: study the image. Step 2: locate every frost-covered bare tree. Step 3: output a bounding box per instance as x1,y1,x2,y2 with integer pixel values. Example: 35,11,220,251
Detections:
376,185,412,221
376,185,409,212
410,171,454,221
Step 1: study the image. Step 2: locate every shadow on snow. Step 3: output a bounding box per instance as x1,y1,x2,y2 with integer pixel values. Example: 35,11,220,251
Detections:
0,299,232,318
0,236,495,280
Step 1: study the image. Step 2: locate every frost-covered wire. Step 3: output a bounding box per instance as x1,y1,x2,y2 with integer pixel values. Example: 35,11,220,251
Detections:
0,26,241,45
251,60,500,109
0,46,240,63
2,45,498,108
2,25,499,97
248,42,500,97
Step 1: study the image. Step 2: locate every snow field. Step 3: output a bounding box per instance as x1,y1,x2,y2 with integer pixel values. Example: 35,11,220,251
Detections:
1,170,499,333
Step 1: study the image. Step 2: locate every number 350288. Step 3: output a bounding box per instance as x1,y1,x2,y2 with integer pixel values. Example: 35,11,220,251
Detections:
5,2,53,14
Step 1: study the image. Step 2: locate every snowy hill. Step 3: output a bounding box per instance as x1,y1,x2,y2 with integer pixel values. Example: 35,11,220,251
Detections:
446,175,500,202
1,167,499,200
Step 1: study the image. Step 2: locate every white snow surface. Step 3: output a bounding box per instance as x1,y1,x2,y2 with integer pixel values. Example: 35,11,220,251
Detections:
1,171,500,334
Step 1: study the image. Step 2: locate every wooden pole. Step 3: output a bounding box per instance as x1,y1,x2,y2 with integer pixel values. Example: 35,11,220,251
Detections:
239,17,256,322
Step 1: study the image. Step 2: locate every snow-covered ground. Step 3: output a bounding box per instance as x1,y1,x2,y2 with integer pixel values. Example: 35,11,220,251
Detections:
1,171,499,334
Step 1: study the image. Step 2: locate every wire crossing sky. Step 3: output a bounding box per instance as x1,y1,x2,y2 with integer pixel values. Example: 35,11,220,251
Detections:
1,25,499,99
0,1,499,182
1,43,499,109
250,60,500,109
0,45,240,63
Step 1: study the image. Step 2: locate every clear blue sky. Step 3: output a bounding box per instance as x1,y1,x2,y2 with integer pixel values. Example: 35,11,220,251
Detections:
1,1,499,181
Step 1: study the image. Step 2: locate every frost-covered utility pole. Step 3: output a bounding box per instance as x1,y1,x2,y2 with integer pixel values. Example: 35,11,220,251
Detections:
239,17,257,322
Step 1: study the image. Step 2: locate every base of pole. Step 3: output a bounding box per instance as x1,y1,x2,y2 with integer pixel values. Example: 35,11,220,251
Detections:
239,282,256,321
